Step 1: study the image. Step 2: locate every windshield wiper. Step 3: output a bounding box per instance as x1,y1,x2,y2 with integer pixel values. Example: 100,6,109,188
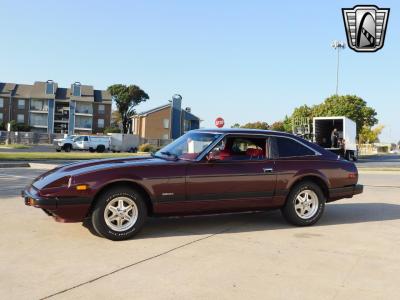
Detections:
160,151,179,160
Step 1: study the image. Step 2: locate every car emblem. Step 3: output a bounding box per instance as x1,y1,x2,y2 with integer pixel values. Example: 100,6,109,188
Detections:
342,5,390,52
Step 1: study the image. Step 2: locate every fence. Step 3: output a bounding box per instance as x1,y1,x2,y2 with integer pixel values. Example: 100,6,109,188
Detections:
0,131,63,145
140,138,173,148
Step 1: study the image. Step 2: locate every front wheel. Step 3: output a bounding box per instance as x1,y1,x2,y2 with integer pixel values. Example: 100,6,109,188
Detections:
91,187,147,240
281,181,325,226
64,144,72,152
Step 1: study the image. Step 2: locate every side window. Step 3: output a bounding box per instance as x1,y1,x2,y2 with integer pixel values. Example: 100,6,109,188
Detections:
84,136,89,142
274,137,315,158
209,136,267,161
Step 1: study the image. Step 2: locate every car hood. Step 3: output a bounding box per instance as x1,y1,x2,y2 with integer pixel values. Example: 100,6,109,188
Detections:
31,155,166,190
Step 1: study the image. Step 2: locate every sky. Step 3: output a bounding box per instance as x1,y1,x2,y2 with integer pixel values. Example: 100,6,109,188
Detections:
1,0,399,142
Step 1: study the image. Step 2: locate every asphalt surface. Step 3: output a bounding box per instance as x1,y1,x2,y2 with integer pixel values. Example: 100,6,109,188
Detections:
0,166,400,299
0,144,54,152
356,154,400,168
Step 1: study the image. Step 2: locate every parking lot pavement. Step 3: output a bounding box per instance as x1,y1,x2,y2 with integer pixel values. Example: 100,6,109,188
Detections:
0,167,400,299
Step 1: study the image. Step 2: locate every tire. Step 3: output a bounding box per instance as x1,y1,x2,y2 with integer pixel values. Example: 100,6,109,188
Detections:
64,144,72,152
89,148,95,153
96,145,105,153
345,151,352,161
56,149,61,152
91,187,147,241
281,181,325,226
352,151,358,162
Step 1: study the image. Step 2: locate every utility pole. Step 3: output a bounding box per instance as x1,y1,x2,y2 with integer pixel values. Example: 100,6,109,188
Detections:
331,40,346,95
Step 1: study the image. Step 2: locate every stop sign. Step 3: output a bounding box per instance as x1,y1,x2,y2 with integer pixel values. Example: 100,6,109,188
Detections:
215,117,225,128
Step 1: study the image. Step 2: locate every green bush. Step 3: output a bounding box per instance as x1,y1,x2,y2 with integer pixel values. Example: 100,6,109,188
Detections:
138,143,156,153
8,120,31,132
104,126,121,134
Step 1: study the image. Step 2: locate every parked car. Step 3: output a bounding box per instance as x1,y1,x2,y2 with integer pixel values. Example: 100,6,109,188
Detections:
54,135,110,153
23,129,363,241
109,133,139,153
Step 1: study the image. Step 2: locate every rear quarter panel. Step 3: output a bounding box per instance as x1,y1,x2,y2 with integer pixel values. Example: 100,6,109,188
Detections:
273,156,357,205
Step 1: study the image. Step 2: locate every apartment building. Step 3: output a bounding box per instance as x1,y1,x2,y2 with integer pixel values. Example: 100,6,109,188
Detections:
0,81,111,134
131,96,201,140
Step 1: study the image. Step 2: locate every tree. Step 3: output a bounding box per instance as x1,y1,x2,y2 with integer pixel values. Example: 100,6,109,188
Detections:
358,125,384,144
270,121,285,132
240,121,270,130
292,105,314,121
231,123,241,128
111,110,121,127
107,84,149,133
282,115,292,133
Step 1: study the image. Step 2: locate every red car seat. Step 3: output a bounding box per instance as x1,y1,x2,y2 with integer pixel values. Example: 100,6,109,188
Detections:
246,148,264,159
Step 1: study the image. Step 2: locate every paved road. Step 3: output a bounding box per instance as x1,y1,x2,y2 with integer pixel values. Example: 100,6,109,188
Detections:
0,144,54,153
0,166,399,299
356,154,400,169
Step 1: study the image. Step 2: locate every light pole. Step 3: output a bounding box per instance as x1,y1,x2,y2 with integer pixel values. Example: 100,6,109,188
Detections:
331,40,346,95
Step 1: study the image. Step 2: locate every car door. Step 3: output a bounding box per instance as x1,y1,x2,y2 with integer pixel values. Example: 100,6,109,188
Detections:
83,136,90,150
73,136,83,150
185,135,277,213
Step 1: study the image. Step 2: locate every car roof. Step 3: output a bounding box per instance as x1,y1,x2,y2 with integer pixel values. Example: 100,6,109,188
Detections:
193,128,294,137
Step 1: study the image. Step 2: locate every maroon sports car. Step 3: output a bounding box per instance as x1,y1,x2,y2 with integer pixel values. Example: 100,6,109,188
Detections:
23,129,363,240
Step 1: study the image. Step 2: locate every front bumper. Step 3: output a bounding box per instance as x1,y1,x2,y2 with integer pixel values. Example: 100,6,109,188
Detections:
22,186,57,209
22,186,92,222
328,184,363,202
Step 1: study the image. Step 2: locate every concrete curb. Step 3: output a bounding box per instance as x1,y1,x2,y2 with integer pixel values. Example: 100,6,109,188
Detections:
0,162,30,168
29,163,59,170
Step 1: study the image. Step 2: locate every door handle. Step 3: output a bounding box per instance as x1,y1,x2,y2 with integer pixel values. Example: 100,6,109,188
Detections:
263,168,274,173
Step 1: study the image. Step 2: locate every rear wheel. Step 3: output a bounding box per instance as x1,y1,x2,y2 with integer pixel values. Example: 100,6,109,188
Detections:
281,181,325,226
345,151,352,161
91,187,147,241
96,145,105,153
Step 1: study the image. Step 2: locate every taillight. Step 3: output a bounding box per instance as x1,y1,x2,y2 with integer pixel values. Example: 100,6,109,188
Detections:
348,172,357,179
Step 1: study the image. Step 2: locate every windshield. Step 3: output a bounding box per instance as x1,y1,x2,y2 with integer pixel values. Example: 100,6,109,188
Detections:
155,131,221,160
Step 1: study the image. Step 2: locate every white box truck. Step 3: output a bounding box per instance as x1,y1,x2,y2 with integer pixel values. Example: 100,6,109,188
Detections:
313,116,358,161
109,133,139,152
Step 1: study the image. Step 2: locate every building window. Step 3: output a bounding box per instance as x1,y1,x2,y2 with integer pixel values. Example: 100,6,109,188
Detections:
184,120,191,132
72,83,81,97
45,81,54,95
98,119,104,128
30,113,48,126
30,99,48,111
17,114,24,123
0,98,3,108
18,99,25,109
76,102,93,114
163,118,169,129
0,112,3,123
75,115,92,129
98,104,105,114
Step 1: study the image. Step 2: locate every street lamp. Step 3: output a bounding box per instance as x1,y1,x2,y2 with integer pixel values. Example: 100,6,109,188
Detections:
331,40,346,95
